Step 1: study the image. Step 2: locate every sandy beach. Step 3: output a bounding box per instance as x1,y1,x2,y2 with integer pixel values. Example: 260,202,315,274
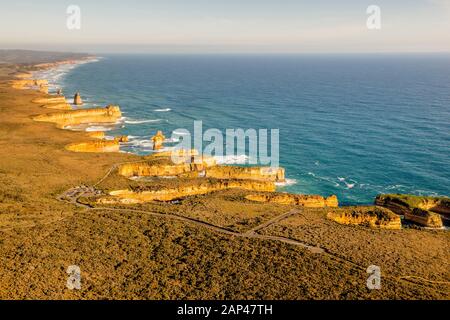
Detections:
0,51,448,300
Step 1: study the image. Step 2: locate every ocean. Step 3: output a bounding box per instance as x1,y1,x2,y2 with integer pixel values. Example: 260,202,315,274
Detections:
37,54,450,205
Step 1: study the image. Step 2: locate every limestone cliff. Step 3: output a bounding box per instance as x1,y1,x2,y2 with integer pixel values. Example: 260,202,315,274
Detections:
118,157,215,178
33,105,122,128
99,179,276,204
375,194,446,228
206,166,285,182
32,97,68,104
86,131,106,139
404,208,443,228
65,140,120,153
245,193,338,208
327,207,401,230
10,79,48,90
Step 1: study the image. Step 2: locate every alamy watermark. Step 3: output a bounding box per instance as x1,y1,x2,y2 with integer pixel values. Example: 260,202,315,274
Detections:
170,121,280,168
66,5,81,30
66,265,81,290
366,265,381,290
367,5,381,30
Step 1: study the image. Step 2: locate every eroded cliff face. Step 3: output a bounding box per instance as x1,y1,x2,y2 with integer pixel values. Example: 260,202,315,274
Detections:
65,140,120,153
99,179,276,204
86,131,106,139
33,105,122,128
10,79,48,90
327,207,401,230
375,194,446,228
32,97,67,104
206,166,285,182
118,156,216,178
245,193,338,208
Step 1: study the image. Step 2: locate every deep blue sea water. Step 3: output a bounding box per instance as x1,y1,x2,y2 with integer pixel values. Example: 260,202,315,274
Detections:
42,54,450,205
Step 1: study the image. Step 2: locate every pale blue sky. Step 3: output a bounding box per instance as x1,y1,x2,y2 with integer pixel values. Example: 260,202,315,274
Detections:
0,0,449,53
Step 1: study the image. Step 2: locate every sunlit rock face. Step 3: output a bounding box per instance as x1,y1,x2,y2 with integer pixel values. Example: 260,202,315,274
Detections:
245,193,338,208
205,166,285,182
33,105,122,128
99,179,276,204
65,140,120,153
375,194,446,228
326,206,402,230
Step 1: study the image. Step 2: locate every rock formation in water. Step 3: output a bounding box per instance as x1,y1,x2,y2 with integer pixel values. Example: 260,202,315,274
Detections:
65,140,120,153
99,179,276,204
326,206,401,230
245,193,338,207
74,92,83,105
33,105,122,128
114,136,129,143
375,194,446,228
57,88,62,95
151,130,166,150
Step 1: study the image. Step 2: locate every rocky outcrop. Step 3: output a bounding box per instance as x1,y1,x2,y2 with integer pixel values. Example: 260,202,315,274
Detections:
375,194,446,228
14,72,32,79
118,157,216,178
74,92,83,105
39,84,49,94
205,166,285,182
327,206,401,230
33,105,122,128
114,136,129,143
245,193,338,208
32,97,67,104
31,96,72,110
404,208,443,228
42,103,72,110
86,131,106,139
65,140,120,153
151,130,165,150
99,179,276,204
10,79,48,90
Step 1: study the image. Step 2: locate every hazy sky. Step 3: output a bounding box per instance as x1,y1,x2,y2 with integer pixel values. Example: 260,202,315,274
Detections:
0,0,449,53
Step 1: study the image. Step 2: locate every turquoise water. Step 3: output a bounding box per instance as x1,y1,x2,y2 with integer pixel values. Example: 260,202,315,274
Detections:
50,54,449,205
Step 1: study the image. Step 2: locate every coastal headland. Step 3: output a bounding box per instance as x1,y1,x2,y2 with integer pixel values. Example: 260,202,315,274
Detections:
0,51,448,299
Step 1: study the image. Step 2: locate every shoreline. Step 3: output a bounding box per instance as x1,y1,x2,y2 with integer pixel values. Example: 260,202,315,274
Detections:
0,51,448,299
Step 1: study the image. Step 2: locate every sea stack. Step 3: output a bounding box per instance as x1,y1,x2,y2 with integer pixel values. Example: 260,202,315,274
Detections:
151,130,166,151
74,92,83,105
57,88,62,95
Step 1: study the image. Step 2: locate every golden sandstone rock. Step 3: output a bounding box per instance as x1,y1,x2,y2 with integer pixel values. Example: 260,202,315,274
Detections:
33,105,122,128
10,79,48,90
32,96,67,104
65,140,120,153
151,130,166,150
101,180,276,204
327,206,402,230
86,131,106,139
39,84,49,94
245,193,338,208
114,135,129,143
205,166,285,182
14,72,33,79
375,194,446,228
118,158,216,178
74,92,83,105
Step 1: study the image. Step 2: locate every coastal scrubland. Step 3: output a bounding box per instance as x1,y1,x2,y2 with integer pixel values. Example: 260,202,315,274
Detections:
0,51,448,299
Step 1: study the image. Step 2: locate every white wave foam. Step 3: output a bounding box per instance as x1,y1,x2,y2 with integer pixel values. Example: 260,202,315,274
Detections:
275,178,298,187
85,126,114,132
124,119,164,124
154,108,171,112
